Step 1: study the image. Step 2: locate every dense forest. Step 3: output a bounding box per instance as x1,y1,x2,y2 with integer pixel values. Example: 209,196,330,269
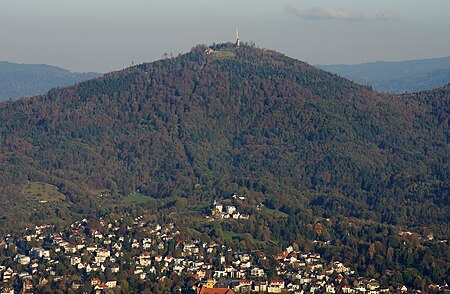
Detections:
0,43,448,287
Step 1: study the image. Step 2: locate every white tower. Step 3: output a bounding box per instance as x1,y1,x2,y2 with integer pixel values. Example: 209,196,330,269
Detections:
236,28,240,48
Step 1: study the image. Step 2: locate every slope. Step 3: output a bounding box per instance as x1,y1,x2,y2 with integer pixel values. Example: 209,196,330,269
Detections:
0,43,448,234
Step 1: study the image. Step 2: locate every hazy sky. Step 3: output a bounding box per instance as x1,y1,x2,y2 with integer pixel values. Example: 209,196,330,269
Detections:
1,0,449,72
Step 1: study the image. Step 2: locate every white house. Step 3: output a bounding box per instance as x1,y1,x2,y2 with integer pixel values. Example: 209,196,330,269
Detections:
227,206,237,215
14,255,30,265
29,247,50,259
326,284,336,293
251,267,265,277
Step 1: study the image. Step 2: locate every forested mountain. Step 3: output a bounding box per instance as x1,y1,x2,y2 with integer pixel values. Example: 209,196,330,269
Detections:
0,43,448,234
0,43,448,287
317,56,450,93
0,61,101,101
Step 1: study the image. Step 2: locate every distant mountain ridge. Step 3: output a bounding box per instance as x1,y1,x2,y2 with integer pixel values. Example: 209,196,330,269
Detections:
317,56,450,93
0,61,101,101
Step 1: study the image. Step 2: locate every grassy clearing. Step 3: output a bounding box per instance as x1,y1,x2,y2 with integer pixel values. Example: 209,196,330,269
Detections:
211,50,236,59
187,228,202,235
262,207,289,218
24,182,66,202
222,231,262,245
122,193,155,204
222,231,246,240
89,189,111,197
218,51,236,58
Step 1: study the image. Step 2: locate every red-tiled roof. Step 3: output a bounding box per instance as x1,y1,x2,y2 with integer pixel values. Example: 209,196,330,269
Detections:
198,286,235,294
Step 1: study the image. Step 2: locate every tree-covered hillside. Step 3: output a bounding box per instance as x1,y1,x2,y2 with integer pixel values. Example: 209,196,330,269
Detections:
0,44,448,235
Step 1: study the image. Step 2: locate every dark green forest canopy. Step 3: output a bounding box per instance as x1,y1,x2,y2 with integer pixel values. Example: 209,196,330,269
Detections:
0,44,448,235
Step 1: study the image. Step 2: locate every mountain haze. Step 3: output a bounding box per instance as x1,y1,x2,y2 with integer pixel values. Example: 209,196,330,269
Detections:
0,44,448,234
317,56,450,93
0,61,101,101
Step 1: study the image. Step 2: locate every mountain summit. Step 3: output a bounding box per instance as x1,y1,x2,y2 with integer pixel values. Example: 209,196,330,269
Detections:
0,43,448,232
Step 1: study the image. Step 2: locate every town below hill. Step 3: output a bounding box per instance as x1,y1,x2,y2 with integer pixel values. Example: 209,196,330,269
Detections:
2,211,444,294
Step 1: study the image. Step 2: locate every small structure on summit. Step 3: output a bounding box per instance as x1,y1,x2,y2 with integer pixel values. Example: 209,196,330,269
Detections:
204,29,241,55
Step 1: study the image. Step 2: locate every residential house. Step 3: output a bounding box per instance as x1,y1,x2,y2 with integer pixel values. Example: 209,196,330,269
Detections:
14,254,30,265
268,280,285,293
250,267,264,277
326,284,336,293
